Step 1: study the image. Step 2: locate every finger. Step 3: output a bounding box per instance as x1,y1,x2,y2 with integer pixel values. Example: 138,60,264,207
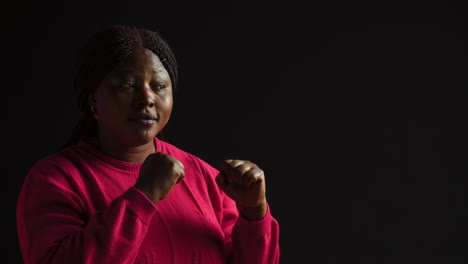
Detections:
223,160,250,184
220,159,236,172
229,159,247,168
236,162,257,186
174,159,185,173
222,159,250,169
176,170,185,184
242,167,264,187
142,152,157,163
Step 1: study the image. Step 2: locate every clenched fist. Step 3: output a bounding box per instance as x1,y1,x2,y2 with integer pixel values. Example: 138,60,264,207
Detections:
134,152,185,204
216,159,267,221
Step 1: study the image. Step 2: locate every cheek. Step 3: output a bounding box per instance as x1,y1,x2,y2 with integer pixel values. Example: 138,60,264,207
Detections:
157,95,173,115
95,93,129,118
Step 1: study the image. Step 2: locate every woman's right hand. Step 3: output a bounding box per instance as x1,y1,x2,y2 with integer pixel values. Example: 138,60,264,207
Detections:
134,152,185,204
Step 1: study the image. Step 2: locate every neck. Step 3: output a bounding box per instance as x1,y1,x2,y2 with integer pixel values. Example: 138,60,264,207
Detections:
95,136,155,163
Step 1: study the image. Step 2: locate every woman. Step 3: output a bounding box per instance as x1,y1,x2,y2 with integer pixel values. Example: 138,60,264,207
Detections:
16,24,280,264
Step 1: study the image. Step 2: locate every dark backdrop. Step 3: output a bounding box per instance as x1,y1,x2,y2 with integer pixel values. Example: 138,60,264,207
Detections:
4,1,467,263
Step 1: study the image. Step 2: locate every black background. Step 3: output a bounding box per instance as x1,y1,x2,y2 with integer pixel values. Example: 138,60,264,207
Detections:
4,1,467,263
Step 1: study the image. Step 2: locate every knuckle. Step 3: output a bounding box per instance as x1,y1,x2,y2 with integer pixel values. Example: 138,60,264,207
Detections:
256,167,264,176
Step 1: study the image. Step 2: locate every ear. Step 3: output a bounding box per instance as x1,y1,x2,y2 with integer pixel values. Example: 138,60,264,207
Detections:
88,94,96,103
88,95,98,119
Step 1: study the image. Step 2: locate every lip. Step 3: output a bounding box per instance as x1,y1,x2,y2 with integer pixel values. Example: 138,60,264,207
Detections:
129,113,158,126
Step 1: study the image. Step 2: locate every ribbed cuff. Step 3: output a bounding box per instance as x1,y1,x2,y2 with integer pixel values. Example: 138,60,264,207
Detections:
236,203,274,236
123,187,157,225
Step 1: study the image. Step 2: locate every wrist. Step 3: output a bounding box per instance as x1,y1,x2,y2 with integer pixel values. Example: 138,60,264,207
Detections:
238,203,267,221
134,184,162,204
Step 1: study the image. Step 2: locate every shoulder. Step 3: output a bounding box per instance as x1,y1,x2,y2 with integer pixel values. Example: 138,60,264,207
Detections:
30,146,79,172
24,143,90,185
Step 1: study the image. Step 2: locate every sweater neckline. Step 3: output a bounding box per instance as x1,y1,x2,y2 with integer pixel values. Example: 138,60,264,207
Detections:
77,137,161,172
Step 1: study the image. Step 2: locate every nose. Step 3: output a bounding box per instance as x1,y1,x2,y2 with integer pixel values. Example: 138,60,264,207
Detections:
134,85,155,109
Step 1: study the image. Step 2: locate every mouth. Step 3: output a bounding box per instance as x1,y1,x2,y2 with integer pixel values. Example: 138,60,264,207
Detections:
129,113,158,126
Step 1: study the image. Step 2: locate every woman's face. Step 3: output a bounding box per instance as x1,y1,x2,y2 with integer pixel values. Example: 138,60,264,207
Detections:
93,47,173,148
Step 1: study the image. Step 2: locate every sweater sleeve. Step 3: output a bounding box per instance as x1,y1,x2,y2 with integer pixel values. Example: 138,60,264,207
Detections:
229,204,280,264
192,156,281,264
16,161,156,264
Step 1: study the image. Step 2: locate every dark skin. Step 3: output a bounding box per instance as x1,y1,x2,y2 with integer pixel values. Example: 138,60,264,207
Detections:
92,47,267,220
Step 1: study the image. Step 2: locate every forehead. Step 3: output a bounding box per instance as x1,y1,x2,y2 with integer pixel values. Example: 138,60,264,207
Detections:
116,47,165,72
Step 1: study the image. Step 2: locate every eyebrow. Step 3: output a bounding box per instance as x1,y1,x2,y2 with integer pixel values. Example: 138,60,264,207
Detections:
117,69,163,74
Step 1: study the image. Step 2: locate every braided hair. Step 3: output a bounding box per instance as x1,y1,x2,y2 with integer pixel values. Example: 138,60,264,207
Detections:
63,24,178,148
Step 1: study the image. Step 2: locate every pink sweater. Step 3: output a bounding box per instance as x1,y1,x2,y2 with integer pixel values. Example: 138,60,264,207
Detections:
16,138,280,264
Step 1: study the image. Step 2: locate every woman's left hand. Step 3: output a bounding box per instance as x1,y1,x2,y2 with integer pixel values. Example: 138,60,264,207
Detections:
216,159,267,221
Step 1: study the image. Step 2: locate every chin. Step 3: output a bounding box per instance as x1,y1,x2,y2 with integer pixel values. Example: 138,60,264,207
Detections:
122,126,160,147
134,130,158,145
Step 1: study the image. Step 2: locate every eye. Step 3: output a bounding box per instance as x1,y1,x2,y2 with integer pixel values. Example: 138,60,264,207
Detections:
120,81,135,89
152,83,166,91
